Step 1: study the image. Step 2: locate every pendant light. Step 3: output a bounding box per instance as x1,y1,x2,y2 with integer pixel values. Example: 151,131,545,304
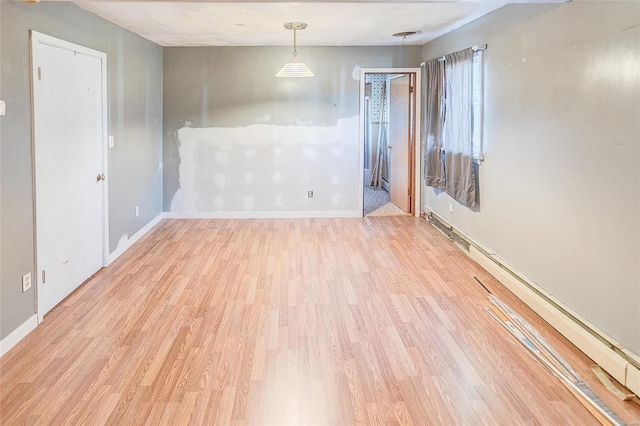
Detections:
276,22,315,78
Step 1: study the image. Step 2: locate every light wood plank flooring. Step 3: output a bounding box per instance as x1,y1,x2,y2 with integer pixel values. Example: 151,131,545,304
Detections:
1,217,639,425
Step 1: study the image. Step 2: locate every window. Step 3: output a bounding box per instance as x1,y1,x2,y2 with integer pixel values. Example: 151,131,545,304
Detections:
471,48,484,161
423,44,485,208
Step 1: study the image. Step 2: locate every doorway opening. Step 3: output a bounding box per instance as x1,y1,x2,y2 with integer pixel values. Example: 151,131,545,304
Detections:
359,68,421,217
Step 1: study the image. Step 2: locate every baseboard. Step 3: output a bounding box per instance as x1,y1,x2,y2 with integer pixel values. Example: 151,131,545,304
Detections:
163,210,363,219
0,315,38,357
106,213,163,266
425,210,640,396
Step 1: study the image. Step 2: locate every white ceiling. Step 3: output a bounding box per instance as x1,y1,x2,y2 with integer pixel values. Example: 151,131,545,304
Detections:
67,1,561,47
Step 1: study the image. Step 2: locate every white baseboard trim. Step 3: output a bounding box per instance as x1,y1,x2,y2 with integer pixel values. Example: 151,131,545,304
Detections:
163,210,363,219
425,211,640,396
106,213,163,266
0,315,38,357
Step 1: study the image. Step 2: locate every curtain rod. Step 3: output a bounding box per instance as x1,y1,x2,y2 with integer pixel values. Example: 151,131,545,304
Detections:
420,44,487,67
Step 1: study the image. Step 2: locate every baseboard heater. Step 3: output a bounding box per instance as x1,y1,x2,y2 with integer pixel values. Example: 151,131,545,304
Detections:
424,210,640,397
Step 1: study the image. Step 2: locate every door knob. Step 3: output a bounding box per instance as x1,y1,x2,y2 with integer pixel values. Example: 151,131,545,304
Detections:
96,174,105,182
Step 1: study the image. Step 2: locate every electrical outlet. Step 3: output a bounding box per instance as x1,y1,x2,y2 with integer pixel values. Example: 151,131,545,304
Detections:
135,206,140,217
307,191,313,198
449,204,453,215
22,272,32,292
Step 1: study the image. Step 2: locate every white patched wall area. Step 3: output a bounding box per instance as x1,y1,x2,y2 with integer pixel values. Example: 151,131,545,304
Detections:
170,116,360,216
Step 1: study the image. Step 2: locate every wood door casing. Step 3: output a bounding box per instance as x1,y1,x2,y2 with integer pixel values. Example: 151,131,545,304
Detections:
388,75,411,213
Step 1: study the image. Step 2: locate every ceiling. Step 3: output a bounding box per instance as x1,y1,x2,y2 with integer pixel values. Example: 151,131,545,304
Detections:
64,0,562,47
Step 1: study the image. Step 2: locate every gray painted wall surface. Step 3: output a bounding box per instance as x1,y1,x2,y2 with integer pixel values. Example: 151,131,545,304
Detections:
0,2,163,340
163,46,420,214
422,2,640,354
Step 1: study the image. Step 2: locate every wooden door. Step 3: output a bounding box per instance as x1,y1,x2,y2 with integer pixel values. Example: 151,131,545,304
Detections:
388,75,411,212
31,32,107,320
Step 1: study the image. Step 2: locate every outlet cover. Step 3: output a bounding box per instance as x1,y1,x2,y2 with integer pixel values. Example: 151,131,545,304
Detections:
22,272,32,292
135,206,140,217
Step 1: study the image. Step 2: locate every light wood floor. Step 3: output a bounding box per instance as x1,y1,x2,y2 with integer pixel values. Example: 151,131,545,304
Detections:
2,218,639,425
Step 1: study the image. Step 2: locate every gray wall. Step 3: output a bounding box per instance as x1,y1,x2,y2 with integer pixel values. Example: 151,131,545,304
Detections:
0,2,163,340
163,46,421,214
422,2,640,354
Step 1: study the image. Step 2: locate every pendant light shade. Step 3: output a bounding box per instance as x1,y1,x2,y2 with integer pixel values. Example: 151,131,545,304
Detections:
276,59,315,78
276,22,314,78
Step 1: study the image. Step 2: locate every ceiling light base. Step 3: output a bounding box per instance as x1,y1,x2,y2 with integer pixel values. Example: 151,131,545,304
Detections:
284,22,308,31
392,31,421,38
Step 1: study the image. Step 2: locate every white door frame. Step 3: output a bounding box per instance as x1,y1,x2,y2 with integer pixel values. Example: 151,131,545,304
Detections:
30,31,109,323
358,68,421,217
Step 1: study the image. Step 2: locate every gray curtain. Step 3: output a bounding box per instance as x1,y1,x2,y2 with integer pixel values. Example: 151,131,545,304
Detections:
423,59,446,189
444,48,476,208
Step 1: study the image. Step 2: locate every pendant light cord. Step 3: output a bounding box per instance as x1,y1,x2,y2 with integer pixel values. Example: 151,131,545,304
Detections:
293,28,298,57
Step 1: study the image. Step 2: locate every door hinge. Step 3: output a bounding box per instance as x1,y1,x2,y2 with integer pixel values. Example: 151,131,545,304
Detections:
42,270,46,284
38,67,42,81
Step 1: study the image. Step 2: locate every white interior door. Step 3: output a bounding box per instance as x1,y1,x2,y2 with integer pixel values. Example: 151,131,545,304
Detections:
31,32,108,321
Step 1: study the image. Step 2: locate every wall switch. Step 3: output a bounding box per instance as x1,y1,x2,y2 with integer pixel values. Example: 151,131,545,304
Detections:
108,135,115,148
135,206,140,217
0,100,6,116
22,272,32,292
307,191,314,198
449,204,453,215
